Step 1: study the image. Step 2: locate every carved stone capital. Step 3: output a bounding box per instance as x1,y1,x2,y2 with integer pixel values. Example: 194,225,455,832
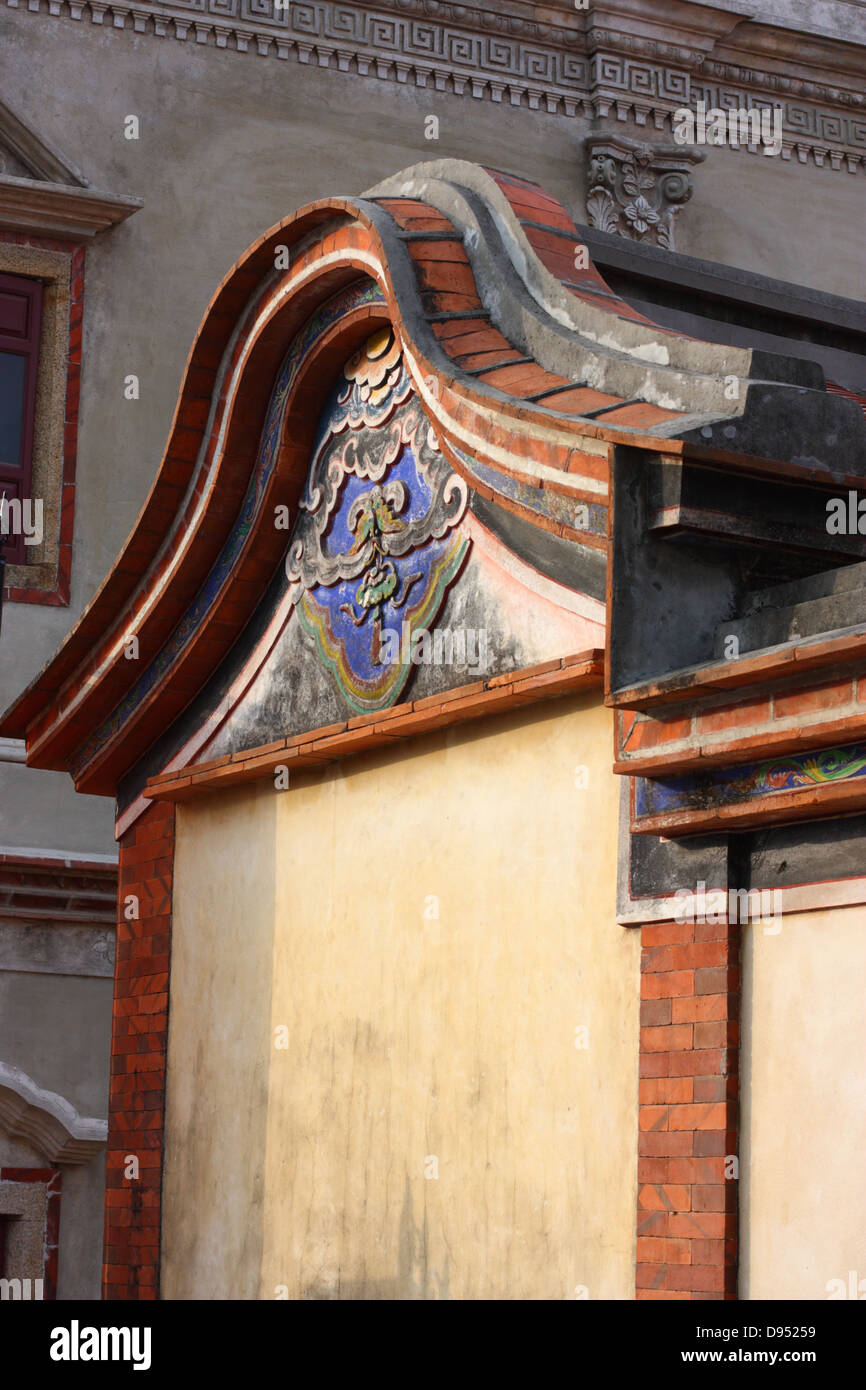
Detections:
583,133,705,250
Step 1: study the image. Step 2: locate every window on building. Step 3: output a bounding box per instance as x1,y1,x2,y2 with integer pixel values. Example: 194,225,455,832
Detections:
0,272,42,566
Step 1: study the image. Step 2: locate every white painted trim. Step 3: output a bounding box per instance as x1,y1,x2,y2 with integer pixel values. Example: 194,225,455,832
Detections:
0,737,26,763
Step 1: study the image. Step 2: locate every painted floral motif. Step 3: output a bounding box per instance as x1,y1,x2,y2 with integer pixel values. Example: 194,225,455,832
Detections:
286,327,469,713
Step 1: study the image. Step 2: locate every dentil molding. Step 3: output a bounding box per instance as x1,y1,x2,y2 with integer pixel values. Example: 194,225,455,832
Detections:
5,0,866,173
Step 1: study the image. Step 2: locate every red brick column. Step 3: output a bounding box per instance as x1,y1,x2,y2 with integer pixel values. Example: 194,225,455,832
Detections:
636,913,740,1300
103,801,175,1301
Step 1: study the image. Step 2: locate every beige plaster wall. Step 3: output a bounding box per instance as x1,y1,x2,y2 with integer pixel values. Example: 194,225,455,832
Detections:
163,696,640,1300
740,904,866,1301
161,781,277,1301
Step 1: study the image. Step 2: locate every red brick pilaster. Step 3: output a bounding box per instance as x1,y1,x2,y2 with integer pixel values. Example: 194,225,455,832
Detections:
636,914,740,1300
103,801,175,1301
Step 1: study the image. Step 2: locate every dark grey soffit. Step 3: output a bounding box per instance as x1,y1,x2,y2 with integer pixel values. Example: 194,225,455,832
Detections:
581,225,866,392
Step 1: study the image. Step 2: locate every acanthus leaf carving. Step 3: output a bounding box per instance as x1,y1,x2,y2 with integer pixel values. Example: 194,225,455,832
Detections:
584,134,704,250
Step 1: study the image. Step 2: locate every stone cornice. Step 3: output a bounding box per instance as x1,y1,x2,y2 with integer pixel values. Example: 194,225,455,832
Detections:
6,0,866,174
0,174,143,241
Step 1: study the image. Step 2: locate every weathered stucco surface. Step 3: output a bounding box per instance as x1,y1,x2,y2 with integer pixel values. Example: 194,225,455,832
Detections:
740,904,866,1300
163,696,640,1299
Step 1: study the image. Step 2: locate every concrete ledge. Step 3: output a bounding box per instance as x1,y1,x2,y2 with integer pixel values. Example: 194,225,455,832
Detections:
0,175,143,241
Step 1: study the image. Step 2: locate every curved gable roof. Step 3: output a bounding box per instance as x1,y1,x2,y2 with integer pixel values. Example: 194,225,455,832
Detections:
3,160,863,796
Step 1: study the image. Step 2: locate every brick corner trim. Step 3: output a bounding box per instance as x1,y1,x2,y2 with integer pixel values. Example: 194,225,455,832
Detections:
636,914,740,1300
103,799,175,1301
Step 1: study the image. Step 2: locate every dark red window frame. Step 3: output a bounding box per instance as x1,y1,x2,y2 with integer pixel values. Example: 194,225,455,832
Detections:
0,271,42,565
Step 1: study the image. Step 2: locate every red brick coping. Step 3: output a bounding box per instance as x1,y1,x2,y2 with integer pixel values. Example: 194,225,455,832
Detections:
144,652,605,803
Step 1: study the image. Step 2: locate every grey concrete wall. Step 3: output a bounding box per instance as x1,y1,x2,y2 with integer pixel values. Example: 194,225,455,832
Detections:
0,763,116,852
0,969,111,1118
55,1152,106,1301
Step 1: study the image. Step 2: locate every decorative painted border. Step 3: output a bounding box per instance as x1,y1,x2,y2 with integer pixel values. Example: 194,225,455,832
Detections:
636,739,866,821
7,0,866,174
617,772,866,928
631,735,866,838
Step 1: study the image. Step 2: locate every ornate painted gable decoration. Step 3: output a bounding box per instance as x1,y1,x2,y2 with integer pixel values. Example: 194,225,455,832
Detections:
285,328,469,714
5,159,863,804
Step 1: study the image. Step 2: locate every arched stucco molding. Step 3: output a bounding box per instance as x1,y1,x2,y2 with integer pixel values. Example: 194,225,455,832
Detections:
0,1062,107,1165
